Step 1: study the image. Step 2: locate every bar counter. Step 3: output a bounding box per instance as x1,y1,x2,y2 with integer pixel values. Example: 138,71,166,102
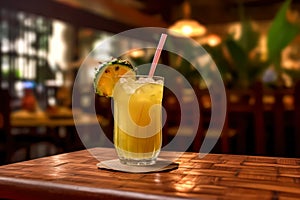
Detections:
0,148,300,199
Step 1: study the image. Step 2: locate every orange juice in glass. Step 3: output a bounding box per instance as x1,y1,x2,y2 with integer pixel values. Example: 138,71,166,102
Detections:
113,75,164,165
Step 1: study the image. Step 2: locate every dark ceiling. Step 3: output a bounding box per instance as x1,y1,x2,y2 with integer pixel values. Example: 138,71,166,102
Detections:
137,0,300,25
1,0,300,33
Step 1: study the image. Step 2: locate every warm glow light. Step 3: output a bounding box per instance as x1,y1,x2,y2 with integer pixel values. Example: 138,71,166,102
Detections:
129,49,145,58
206,34,221,47
227,22,241,40
169,19,207,37
182,25,193,35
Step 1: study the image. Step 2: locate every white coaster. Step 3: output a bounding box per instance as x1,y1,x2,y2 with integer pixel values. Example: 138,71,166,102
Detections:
97,159,179,173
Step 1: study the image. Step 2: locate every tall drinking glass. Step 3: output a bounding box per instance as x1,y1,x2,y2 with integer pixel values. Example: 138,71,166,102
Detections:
113,75,164,165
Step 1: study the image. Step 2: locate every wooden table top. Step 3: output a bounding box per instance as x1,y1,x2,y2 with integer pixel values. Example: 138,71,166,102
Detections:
0,148,300,200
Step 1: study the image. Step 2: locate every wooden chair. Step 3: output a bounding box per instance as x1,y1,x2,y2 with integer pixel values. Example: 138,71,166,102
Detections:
190,82,266,155
252,82,265,155
192,86,246,154
225,82,265,155
294,80,300,157
267,86,295,157
162,86,201,152
192,88,209,153
272,89,285,156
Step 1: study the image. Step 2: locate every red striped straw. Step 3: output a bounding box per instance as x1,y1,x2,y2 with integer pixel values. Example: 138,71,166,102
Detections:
148,33,168,77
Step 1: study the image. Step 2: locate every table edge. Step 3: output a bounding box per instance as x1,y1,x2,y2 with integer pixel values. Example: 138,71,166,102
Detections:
0,176,187,200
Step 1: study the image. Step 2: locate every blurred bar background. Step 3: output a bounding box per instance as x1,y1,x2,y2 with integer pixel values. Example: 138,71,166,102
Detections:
0,0,300,165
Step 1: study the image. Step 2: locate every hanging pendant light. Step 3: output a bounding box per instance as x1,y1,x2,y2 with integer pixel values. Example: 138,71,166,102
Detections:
169,0,207,38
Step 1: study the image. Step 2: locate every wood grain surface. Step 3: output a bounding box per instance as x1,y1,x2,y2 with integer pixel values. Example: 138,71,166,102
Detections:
0,148,299,200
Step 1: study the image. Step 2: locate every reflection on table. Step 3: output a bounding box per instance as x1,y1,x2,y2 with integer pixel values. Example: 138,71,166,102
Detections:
0,147,300,199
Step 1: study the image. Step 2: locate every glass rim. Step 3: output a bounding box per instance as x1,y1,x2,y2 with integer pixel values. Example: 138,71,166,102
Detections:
118,74,164,80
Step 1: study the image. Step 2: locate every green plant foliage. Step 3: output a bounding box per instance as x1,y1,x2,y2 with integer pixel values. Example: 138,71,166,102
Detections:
214,0,300,88
267,0,300,71
222,18,262,88
238,20,260,53
225,37,248,71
